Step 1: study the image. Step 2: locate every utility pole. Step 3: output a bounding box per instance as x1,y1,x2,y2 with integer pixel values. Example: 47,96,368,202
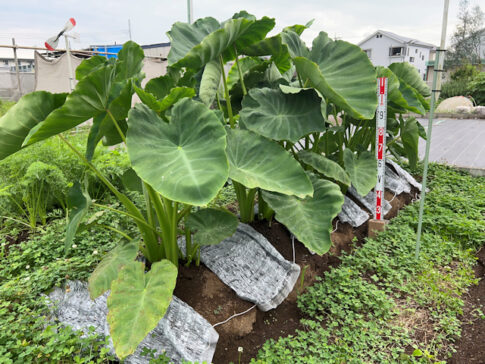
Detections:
128,19,132,40
415,0,450,259
187,0,193,24
12,38,22,98
435,0,449,100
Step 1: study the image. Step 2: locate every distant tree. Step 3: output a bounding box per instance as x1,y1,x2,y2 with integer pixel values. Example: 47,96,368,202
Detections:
446,0,484,67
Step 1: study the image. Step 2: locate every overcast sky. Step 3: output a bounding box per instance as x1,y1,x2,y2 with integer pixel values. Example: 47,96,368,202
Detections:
0,0,482,58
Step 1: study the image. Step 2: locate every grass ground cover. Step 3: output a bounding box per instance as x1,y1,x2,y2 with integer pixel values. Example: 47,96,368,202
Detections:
0,161,483,363
253,164,485,363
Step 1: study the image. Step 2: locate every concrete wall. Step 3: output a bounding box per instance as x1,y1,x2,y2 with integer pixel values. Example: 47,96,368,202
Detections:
0,72,35,101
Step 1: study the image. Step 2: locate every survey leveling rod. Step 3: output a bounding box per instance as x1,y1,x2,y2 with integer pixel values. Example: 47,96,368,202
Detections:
375,77,388,220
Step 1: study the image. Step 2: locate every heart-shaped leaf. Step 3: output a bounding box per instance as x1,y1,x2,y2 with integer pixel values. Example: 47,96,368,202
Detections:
343,149,377,197
114,41,145,81
25,65,116,145
168,17,274,70
241,34,291,73
0,91,66,160
76,55,107,81
298,150,350,185
136,86,196,114
127,100,228,206
186,208,238,245
281,30,309,58
389,62,430,97
107,260,177,359
226,128,313,198
145,75,176,100
262,173,344,254
88,240,139,299
294,32,377,119
240,87,325,143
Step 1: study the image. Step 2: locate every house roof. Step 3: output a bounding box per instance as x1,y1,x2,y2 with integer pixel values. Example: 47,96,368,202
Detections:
358,30,437,49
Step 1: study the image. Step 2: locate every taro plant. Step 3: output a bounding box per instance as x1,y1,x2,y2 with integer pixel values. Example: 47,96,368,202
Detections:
0,11,432,360
0,41,241,359
166,12,431,254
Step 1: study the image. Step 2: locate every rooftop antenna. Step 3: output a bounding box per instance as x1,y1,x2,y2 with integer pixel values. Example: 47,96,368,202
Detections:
45,18,77,91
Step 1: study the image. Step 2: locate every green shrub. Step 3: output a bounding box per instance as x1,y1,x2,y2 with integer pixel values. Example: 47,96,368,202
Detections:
469,72,485,105
0,132,130,229
440,79,470,99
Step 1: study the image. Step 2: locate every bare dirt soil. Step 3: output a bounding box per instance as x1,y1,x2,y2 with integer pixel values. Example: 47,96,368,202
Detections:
449,247,485,364
174,192,411,364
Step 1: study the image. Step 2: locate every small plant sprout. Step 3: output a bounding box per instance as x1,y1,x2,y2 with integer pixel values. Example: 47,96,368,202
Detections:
238,346,243,364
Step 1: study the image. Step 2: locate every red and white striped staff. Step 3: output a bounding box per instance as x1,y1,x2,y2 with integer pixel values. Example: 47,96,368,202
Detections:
375,77,388,220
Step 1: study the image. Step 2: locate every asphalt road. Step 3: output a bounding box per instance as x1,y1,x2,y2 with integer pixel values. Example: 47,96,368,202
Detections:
418,118,485,172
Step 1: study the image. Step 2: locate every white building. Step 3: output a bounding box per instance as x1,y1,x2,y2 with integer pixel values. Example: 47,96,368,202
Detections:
358,30,436,80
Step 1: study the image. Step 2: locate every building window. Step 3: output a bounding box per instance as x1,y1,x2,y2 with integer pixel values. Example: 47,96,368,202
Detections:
376,34,382,38
364,49,372,58
3,60,8,66
389,47,405,56
415,49,418,53
422,55,424,60
409,57,415,62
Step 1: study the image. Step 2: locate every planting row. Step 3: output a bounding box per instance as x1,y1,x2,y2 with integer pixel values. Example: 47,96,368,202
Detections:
0,11,431,361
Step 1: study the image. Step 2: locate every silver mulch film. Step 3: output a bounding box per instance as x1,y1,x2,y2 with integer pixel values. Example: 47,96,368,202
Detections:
183,223,301,312
48,281,218,364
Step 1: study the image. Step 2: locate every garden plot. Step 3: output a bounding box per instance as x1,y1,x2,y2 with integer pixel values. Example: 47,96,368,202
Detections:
0,9,436,364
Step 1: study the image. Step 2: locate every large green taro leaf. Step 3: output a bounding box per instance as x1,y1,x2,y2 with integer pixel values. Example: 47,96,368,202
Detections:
241,34,291,73
0,91,66,160
199,60,222,106
262,173,344,254
126,100,228,206
399,82,426,115
75,55,107,81
88,240,139,299
343,149,377,197
167,17,220,67
298,150,350,186
168,17,273,70
389,62,430,97
281,30,309,58
114,41,145,81
135,86,196,113
226,128,312,198
239,87,325,143
186,208,238,245
376,66,407,108
107,260,177,359
294,32,377,119
25,65,116,145
145,75,176,100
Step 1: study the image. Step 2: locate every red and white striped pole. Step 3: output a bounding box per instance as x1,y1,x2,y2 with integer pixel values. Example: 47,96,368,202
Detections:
375,77,388,220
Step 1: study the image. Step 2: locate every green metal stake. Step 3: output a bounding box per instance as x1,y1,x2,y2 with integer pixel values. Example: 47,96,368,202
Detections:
415,50,441,259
